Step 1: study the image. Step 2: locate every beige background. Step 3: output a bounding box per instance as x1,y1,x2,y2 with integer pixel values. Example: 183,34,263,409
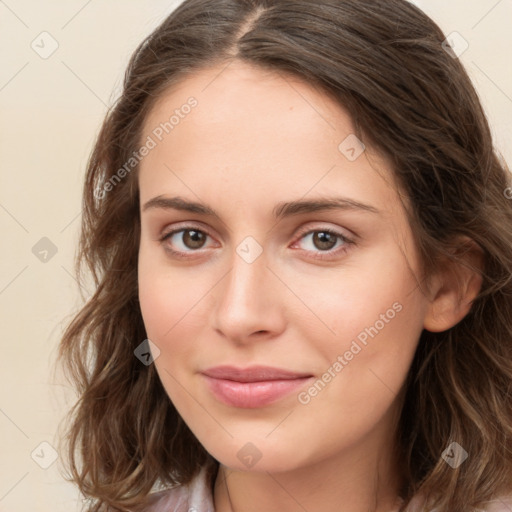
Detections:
0,1,511,510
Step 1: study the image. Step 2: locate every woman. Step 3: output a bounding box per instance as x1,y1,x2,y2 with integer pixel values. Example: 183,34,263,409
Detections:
58,1,512,511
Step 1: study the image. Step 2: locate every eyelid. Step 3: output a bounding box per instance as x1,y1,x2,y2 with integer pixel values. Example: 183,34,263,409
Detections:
289,225,355,261
292,223,356,243
158,221,356,260
159,221,214,240
159,221,355,241
159,222,218,248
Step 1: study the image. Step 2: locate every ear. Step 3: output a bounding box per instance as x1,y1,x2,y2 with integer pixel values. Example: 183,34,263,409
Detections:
423,237,484,333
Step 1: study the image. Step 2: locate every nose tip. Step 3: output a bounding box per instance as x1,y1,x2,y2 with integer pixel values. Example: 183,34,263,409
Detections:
211,247,286,344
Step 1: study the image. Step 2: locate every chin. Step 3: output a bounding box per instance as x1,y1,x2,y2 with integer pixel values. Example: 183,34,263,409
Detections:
202,437,311,475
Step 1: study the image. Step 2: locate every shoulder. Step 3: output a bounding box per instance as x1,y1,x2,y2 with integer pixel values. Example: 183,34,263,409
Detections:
142,465,215,512
403,493,512,512
479,496,512,512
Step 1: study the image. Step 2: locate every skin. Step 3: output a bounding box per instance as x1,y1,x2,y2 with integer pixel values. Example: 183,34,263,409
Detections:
137,60,482,512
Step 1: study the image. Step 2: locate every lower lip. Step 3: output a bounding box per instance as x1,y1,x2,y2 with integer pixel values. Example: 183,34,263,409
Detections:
202,375,313,408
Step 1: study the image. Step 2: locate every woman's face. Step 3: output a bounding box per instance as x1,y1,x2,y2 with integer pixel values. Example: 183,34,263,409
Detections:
137,60,430,473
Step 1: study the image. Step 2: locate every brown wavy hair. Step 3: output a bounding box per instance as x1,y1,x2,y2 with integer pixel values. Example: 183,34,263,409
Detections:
57,0,512,510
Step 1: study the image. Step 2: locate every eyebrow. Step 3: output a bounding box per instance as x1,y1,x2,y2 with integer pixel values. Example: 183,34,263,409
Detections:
142,195,381,220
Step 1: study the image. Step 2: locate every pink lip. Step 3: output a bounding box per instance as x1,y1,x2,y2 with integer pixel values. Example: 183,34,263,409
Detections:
201,365,314,408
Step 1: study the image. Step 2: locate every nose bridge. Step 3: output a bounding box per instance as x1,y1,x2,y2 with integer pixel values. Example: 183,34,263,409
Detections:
222,241,269,315
213,237,284,339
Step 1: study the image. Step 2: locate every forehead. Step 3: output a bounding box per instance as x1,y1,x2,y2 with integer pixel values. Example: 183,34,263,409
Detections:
138,60,403,220
142,60,346,149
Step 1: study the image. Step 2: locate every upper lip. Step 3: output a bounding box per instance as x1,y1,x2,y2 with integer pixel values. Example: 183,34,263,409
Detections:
201,365,313,383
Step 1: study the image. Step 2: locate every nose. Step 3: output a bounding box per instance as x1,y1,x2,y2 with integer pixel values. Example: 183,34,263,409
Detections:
211,244,287,345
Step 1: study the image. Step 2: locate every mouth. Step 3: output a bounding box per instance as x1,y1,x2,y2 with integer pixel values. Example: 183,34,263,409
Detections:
201,365,314,408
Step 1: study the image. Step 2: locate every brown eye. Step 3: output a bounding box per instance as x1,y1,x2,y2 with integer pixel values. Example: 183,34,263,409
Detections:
293,227,354,261
182,229,207,249
312,231,338,251
160,228,211,253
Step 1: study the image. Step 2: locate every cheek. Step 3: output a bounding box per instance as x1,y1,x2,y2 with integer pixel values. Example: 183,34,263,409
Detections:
138,240,202,340
138,272,202,348
138,257,218,436
138,262,202,408
138,260,172,343
283,243,424,358
297,250,425,413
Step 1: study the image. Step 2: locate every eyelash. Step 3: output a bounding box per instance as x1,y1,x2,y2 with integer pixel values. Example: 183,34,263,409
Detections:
158,225,355,261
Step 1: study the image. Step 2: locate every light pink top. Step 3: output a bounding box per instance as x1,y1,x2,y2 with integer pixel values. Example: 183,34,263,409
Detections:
142,466,512,512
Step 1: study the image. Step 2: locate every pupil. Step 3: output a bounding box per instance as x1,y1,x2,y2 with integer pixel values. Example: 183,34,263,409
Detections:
184,230,205,248
314,232,336,250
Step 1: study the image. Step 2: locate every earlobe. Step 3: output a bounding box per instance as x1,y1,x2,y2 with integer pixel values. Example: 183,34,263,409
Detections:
423,238,484,333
